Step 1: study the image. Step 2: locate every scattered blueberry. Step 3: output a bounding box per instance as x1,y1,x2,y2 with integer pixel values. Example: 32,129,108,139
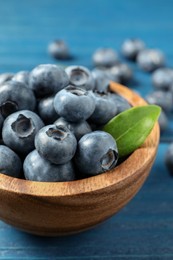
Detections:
48,39,70,60
137,49,165,72
75,131,118,176
54,86,95,122
145,90,173,112
54,117,92,141
65,65,95,90
0,145,22,178
0,81,36,118
158,110,168,133
24,150,75,182
35,124,77,164
152,68,173,90
29,64,69,98
89,92,117,125
2,110,44,154
92,48,119,67
38,95,59,124
121,38,145,60
165,143,173,176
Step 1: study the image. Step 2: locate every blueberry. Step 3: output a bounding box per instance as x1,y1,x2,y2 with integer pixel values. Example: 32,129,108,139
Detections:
152,68,173,90
24,150,75,182
158,110,168,133
65,65,95,90
54,117,92,141
92,68,114,93
2,110,44,154
29,64,69,98
110,94,131,114
0,73,14,85
92,48,119,67
0,145,22,178
0,81,36,118
108,63,133,84
137,49,165,72
38,95,59,124
54,86,95,122
165,143,173,176
12,71,30,86
35,124,77,164
89,92,117,125
48,39,70,60
121,38,145,60
75,131,118,176
145,90,173,112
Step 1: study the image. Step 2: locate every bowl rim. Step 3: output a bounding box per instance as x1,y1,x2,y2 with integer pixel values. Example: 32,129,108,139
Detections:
0,82,160,197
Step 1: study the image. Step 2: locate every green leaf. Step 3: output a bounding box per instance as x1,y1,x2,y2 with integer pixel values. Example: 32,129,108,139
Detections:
103,105,161,158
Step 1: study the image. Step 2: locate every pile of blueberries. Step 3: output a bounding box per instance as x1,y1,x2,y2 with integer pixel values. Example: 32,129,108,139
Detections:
0,38,173,181
0,62,133,182
49,39,172,135
49,38,173,176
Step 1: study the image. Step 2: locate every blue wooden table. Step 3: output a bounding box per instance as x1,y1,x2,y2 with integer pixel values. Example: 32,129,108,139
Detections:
0,0,173,259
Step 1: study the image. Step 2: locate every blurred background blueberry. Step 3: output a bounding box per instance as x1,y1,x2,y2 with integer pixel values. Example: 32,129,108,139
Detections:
136,49,165,72
92,48,119,67
121,38,145,60
48,39,71,60
152,68,173,90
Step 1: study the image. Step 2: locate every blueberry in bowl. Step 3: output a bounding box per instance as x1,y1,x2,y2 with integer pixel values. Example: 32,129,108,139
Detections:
0,82,160,236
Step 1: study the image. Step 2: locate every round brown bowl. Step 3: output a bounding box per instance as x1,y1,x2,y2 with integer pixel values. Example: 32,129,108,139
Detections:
0,82,160,236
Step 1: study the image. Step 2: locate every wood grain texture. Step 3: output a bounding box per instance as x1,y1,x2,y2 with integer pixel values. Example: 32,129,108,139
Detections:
0,82,160,236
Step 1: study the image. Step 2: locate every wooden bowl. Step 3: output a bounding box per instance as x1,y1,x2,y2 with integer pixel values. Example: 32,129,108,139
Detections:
0,82,160,236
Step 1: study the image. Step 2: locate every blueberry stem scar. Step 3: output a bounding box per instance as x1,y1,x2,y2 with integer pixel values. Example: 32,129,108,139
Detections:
66,86,86,96
100,149,118,170
11,114,35,138
46,126,68,141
